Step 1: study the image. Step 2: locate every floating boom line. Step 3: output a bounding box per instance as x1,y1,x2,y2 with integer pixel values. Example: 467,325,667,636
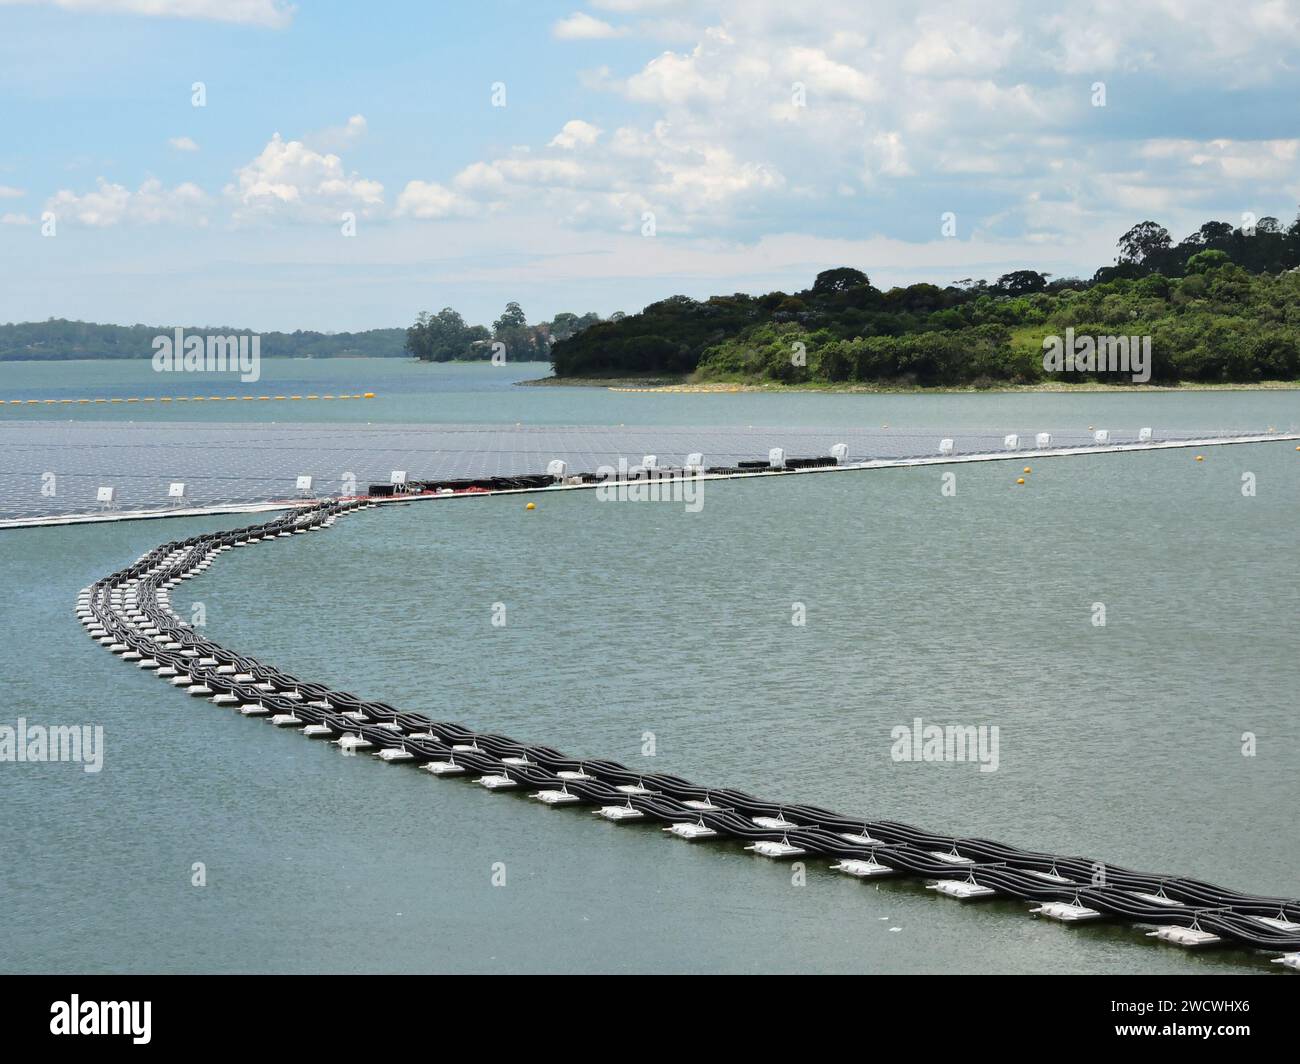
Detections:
74,497,1300,964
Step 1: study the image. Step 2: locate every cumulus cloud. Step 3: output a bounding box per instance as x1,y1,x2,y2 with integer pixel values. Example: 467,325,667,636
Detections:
0,185,25,198
226,131,383,222
0,0,294,27
306,114,368,152
553,11,625,39
549,119,603,149
45,177,210,226
394,180,475,219
168,136,199,151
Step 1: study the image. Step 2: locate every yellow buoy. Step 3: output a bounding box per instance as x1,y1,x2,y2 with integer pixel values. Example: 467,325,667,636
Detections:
363,392,375,398
1016,477,1025,485
1023,466,1032,473
525,502,536,510
1195,455,1204,462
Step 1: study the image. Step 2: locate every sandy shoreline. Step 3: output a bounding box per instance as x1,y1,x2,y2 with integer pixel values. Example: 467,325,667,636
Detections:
518,375,1300,395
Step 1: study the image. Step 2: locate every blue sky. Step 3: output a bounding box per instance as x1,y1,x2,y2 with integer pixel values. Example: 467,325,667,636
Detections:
2,0,1300,331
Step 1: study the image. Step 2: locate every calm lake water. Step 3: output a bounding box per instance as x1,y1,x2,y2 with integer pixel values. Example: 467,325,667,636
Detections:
1,359,1297,973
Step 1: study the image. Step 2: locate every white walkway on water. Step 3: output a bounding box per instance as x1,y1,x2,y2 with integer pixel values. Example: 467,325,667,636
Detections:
1,421,1294,529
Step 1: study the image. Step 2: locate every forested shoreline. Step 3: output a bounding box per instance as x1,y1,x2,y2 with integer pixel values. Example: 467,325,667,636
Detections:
550,216,1300,387
10,215,1300,386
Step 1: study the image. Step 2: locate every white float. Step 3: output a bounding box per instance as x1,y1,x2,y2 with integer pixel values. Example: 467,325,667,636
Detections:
1147,925,1221,948
746,839,806,859
596,805,643,822
376,748,414,762
839,830,882,846
832,858,896,878
665,821,717,840
928,879,995,900
423,760,466,776
532,788,581,805
1031,900,1101,922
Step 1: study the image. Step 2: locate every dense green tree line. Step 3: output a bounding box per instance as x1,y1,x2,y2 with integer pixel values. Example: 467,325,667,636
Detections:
551,213,1300,385
0,320,408,361
404,302,603,362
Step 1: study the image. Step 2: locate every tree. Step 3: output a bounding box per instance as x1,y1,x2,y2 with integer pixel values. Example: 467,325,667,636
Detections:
1117,221,1172,265
492,301,542,360
812,267,870,293
493,301,527,333
1186,249,1231,274
994,270,1049,296
405,307,489,361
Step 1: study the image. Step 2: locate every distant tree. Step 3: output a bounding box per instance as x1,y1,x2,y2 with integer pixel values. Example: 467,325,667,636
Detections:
405,307,490,361
1186,249,1231,274
994,270,1049,296
1117,221,1172,265
492,301,544,360
812,267,870,293
547,311,602,344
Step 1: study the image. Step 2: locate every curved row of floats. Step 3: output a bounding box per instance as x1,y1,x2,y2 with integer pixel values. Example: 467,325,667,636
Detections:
76,497,1300,968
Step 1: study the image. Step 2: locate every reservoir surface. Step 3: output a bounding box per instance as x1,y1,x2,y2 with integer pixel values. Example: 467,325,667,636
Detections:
2,359,1297,973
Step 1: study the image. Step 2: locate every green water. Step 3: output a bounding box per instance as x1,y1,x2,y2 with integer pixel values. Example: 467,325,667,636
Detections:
1,360,1297,973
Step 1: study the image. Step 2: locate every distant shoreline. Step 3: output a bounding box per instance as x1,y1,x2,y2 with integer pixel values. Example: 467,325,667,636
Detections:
519,374,1300,394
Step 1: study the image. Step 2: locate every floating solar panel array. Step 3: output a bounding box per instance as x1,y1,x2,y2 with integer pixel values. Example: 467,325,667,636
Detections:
0,419,1285,523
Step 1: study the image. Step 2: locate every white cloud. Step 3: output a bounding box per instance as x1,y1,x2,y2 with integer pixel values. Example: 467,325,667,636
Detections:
0,185,25,198
1140,137,1300,181
45,177,209,226
553,11,625,39
901,20,1021,77
549,119,603,149
307,114,368,152
0,0,294,27
394,180,475,219
226,131,383,222
168,136,199,152
1,212,34,225
783,46,880,103
626,44,727,104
